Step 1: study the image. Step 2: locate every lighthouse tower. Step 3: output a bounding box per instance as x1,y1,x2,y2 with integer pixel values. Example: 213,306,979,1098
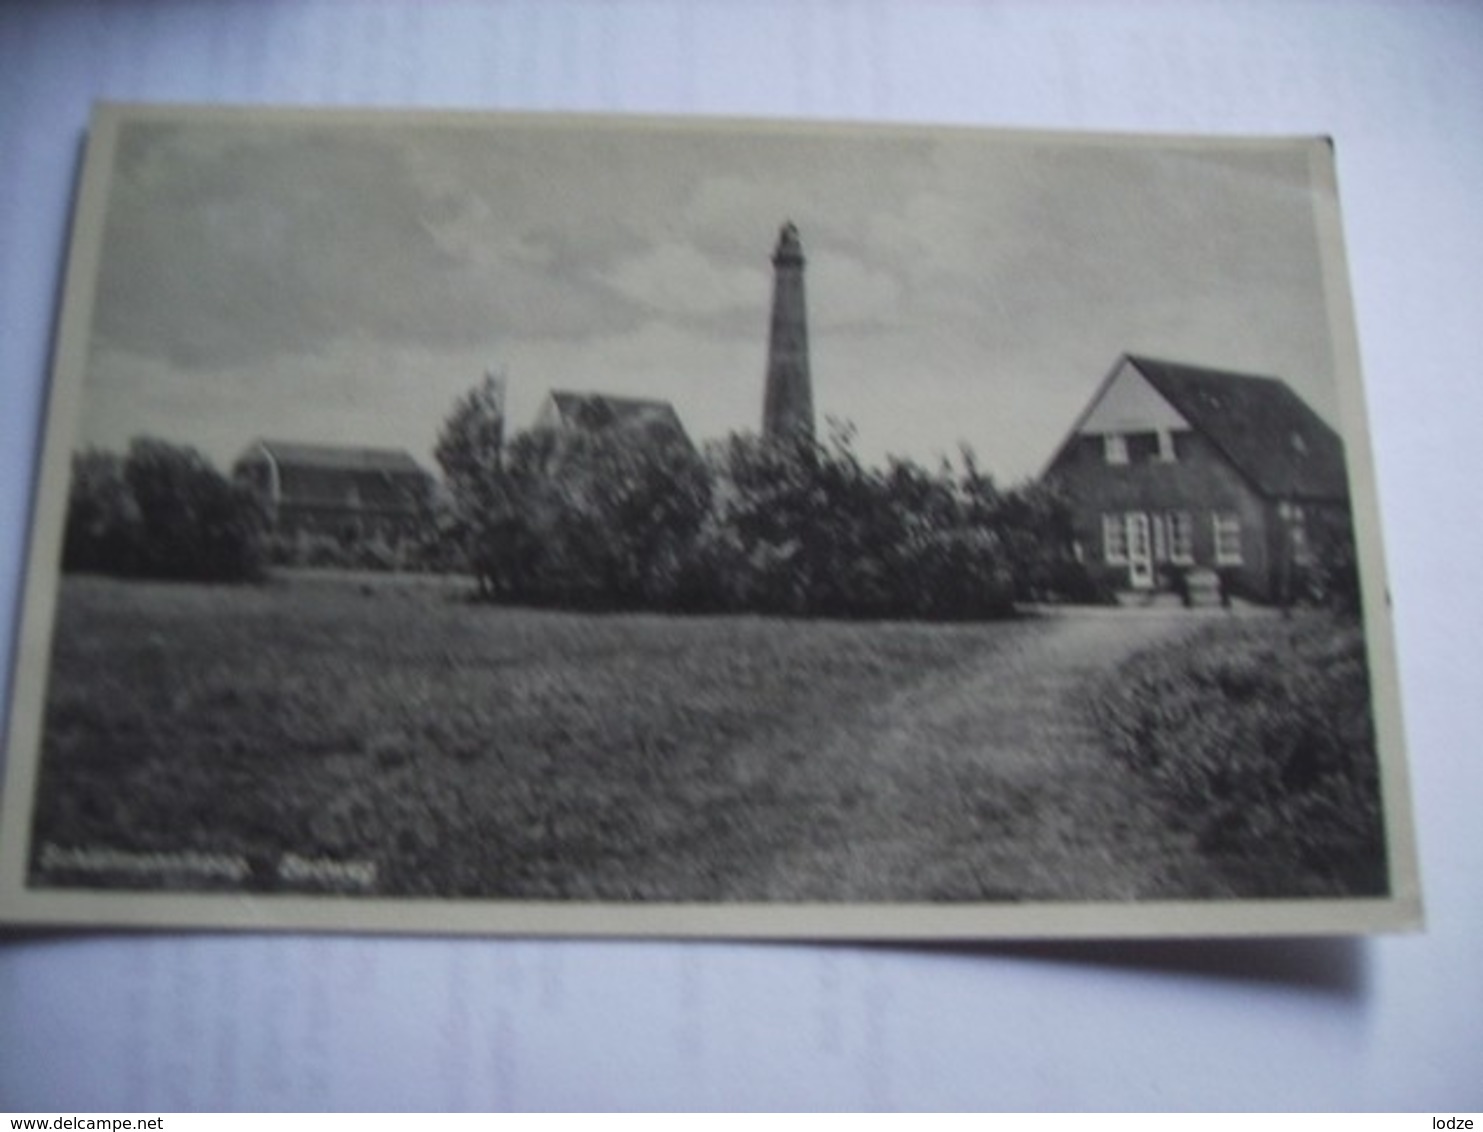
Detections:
762,221,815,442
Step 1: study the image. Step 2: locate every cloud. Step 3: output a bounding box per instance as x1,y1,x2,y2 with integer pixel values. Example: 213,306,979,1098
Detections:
91,121,665,373
810,252,903,330
603,242,769,319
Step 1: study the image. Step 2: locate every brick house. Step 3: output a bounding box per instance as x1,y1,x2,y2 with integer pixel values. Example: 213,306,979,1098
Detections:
532,391,693,452
1041,355,1352,603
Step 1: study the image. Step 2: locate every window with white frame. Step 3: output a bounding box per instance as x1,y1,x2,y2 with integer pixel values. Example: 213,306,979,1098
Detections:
1167,511,1194,564
1102,514,1128,563
1212,512,1243,565
1103,433,1128,465
1290,508,1313,567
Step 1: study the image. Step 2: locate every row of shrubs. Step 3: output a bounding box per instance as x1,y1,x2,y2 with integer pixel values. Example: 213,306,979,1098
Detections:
1093,614,1388,896
437,420,1098,619
62,441,268,582
60,420,1362,623
62,426,1097,620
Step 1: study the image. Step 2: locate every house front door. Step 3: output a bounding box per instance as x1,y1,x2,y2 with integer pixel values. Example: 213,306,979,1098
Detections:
1126,512,1154,589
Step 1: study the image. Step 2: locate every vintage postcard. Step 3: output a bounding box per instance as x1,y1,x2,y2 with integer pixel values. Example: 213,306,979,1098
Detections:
0,104,1420,937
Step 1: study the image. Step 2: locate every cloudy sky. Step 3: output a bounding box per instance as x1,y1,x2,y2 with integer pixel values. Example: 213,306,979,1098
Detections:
77,110,1341,483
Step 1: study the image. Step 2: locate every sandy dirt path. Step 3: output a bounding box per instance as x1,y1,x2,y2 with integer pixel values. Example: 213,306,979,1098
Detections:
714,608,1248,902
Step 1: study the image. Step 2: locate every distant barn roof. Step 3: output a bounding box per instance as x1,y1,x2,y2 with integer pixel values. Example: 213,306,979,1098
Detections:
541,392,692,447
245,440,426,476
1124,356,1349,501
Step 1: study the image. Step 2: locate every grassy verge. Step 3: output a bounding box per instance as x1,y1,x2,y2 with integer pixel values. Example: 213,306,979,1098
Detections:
1093,613,1388,897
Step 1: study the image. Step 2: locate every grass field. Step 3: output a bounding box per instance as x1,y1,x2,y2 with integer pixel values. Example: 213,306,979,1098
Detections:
30,575,1030,898
26,574,1377,901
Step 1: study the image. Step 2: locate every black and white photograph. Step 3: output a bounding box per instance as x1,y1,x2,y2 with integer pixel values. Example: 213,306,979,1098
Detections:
0,104,1418,936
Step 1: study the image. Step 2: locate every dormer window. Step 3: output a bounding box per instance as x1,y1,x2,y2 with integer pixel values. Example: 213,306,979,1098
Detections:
1102,430,1177,465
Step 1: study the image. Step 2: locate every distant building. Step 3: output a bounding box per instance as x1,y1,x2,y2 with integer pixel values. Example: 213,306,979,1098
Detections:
762,221,815,442
233,440,431,543
1041,355,1351,603
533,391,693,452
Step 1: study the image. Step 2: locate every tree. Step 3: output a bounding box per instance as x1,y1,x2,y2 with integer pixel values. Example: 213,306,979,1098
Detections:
978,478,1082,602
434,373,714,608
61,440,266,582
62,449,142,574
489,425,712,609
122,438,267,581
554,425,712,607
434,370,507,511
1297,506,1362,615
701,428,1019,620
434,370,510,595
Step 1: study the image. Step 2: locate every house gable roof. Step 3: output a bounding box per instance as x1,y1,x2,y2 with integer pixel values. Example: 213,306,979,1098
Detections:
1077,359,1191,435
1127,356,1349,501
1043,355,1349,502
542,392,692,447
243,440,426,477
